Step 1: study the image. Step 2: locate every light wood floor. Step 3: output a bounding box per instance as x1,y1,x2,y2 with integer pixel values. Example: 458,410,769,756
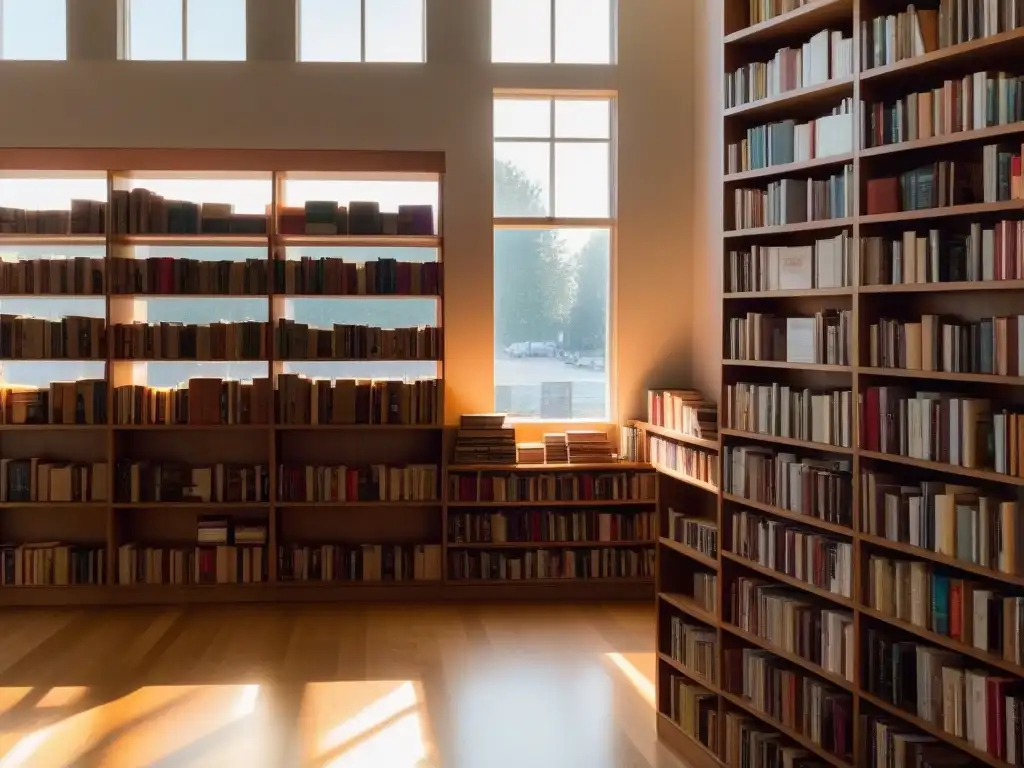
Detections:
0,602,688,768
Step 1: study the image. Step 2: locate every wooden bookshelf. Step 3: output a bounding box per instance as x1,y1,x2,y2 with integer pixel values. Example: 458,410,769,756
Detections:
659,2,1024,765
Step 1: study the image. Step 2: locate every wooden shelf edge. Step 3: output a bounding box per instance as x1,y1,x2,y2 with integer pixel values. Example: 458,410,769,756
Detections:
858,367,1024,386
446,540,656,550
446,499,655,508
724,218,854,239
720,622,856,692
659,591,718,626
724,152,854,183
860,27,1024,84
858,449,1024,488
636,421,720,450
448,462,652,472
860,200,1024,226
721,493,853,536
721,550,853,608
858,532,1024,588
722,359,852,372
657,714,726,768
724,287,853,299
723,77,854,119
723,0,852,45
860,280,1024,294
720,428,852,454
652,463,719,494
657,652,721,693
861,121,1024,159
659,538,720,570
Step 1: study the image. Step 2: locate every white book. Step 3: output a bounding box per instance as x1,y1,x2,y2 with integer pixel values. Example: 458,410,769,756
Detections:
779,246,813,289
786,318,816,363
807,30,831,86
815,113,853,157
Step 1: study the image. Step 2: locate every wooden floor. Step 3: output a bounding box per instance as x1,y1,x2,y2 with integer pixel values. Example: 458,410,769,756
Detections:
0,602,688,768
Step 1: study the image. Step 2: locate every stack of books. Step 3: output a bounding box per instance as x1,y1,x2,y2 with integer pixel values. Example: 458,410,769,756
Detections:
566,431,616,464
544,433,569,464
516,442,544,464
453,414,516,465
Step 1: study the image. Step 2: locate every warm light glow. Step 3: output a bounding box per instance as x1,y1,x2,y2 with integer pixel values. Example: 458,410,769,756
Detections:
324,711,426,768
233,684,261,717
0,728,52,768
605,652,656,706
319,681,418,754
35,686,88,708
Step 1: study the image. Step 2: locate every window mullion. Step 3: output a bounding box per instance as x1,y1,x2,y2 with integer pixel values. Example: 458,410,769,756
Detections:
181,0,187,60
548,99,556,217
549,0,555,63
360,0,367,61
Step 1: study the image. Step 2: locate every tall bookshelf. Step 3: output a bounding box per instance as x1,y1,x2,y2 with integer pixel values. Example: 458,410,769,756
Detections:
658,2,1024,767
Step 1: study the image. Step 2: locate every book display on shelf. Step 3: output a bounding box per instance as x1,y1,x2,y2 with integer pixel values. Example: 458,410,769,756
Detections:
659,2,1024,765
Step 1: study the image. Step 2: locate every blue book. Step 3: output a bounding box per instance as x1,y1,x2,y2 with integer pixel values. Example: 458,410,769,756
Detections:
932,574,950,636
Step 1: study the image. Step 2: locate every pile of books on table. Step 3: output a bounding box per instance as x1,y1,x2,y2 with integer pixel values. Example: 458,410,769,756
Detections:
453,414,516,465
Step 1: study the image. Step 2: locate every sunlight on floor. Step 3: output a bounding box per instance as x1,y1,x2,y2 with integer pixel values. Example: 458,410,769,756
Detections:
605,652,657,707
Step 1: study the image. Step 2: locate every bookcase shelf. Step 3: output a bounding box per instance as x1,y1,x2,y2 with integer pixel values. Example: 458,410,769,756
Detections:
658,3,1024,765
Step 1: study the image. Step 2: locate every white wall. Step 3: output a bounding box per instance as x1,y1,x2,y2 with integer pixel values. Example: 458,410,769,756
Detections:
0,0,696,428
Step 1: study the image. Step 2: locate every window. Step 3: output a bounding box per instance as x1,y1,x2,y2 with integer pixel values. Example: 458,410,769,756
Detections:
491,0,613,64
493,95,614,420
0,0,66,60
124,0,246,61
298,0,425,63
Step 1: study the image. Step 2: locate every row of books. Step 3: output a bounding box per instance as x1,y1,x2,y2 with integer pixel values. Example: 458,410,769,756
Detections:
0,460,108,503
446,547,655,581
725,647,852,757
868,313,1024,375
276,464,439,503
668,678,718,755
983,142,1024,202
0,314,106,360
864,714,972,768
725,382,853,448
744,0,815,27
278,320,442,361
723,29,854,109
867,553,1024,666
564,430,616,464
114,462,268,503
863,71,1024,149
649,436,719,488
0,257,105,295
112,320,266,361
730,508,853,598
861,220,1024,285
668,615,718,683
725,309,852,365
861,5,938,70
865,627,1024,761
866,160,982,216
860,470,1024,577
117,544,267,585
726,232,853,293
446,509,654,545
111,190,267,236
693,572,717,613
277,374,441,426
279,543,443,582
724,712,819,768
276,258,441,296
115,378,270,426
667,508,718,559
1,380,107,425
446,470,656,502
725,101,854,174
646,388,718,440
732,165,853,229
933,0,1024,49
861,387,1016,472
725,446,853,528
278,201,434,237
731,575,855,682
619,424,646,463
0,202,105,235
0,544,106,586
109,257,269,295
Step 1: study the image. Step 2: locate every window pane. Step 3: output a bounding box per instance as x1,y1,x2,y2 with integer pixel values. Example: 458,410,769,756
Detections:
554,142,609,218
299,0,361,62
494,99,551,139
555,99,611,139
494,143,550,217
366,0,424,62
128,0,182,61
491,0,550,63
1,0,66,60
555,0,612,64
187,0,246,61
494,228,609,420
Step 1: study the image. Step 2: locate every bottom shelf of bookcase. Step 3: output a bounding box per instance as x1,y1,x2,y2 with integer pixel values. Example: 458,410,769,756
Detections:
656,714,724,768
0,578,654,606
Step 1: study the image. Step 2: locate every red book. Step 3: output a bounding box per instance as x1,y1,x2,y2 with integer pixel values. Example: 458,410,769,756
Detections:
950,581,962,640
864,387,881,452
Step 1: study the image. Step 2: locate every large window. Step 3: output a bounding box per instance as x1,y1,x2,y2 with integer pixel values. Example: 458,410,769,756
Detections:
491,0,614,64
124,0,246,61
493,95,614,421
298,0,425,63
0,0,65,60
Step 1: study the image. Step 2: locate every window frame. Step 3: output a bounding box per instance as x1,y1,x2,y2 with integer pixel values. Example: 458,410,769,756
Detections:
122,0,246,61
296,0,427,64
492,91,618,423
491,0,617,65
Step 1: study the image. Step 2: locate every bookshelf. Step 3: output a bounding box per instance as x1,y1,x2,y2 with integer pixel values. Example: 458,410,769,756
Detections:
660,1,1024,766
0,146,655,605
